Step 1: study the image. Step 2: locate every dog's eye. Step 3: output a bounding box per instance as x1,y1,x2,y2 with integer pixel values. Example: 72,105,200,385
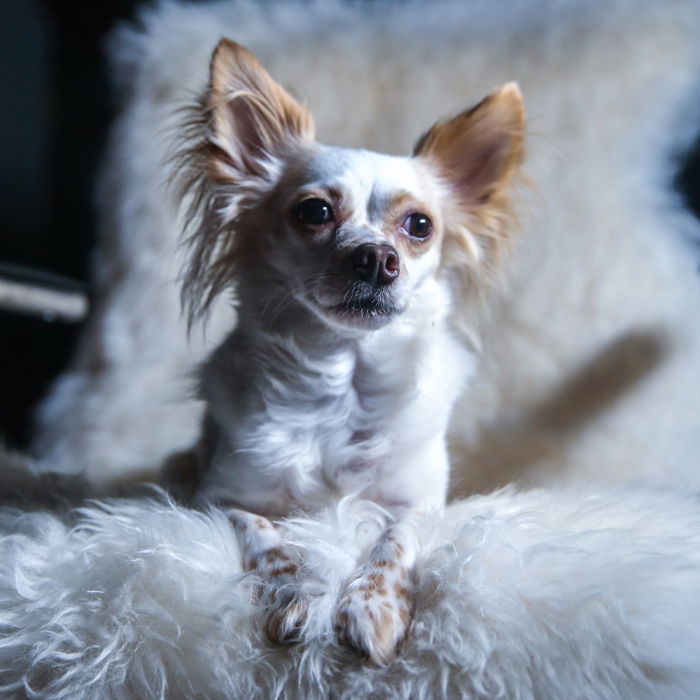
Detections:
403,213,433,239
294,198,333,226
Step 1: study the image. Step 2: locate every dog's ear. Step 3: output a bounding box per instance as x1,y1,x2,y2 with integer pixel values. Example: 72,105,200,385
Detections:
414,84,525,296
206,38,315,183
177,41,315,322
414,82,524,208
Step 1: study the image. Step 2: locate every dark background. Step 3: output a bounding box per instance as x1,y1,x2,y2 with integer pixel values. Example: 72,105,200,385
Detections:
1,0,700,451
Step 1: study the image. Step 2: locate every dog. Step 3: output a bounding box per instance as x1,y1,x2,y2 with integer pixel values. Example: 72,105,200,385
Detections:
173,38,524,665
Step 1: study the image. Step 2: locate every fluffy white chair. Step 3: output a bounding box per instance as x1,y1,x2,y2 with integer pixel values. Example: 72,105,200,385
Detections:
9,0,700,696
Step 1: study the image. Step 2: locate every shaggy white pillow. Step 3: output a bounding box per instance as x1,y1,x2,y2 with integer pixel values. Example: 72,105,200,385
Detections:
33,0,700,493
0,475,699,698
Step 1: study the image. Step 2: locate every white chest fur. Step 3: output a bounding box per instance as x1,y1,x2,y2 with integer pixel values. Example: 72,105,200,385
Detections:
197,306,474,517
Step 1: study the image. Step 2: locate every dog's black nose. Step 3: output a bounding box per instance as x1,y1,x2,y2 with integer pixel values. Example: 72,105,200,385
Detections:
351,243,400,286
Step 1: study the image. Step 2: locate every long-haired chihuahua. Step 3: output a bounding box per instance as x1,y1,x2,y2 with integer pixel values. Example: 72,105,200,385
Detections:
174,38,524,665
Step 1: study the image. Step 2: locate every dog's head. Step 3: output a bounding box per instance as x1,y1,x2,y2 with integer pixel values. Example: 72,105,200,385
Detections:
179,39,524,333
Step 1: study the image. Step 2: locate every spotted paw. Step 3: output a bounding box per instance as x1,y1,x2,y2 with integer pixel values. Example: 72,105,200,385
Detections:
265,588,309,644
251,546,309,645
335,571,413,665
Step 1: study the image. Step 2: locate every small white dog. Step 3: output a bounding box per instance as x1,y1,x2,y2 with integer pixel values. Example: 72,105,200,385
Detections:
176,39,524,665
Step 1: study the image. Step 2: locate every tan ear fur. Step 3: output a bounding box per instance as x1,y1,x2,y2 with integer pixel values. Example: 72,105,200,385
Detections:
415,82,524,205
207,38,315,182
174,40,315,323
415,83,525,287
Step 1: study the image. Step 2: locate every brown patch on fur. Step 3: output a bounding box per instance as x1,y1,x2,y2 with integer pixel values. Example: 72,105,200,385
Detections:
394,583,410,602
265,595,308,644
382,190,415,216
243,557,258,573
261,548,293,568
414,82,525,298
367,572,385,586
374,558,396,570
265,549,293,567
363,584,387,597
384,191,434,228
255,518,269,529
172,39,315,323
383,192,441,261
362,572,388,597
414,83,523,207
269,564,298,577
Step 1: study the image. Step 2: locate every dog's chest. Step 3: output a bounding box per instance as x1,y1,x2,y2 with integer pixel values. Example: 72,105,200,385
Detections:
202,327,442,514
253,347,410,502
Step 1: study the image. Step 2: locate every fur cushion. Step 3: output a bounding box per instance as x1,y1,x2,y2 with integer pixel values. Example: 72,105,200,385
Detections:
33,0,700,492
0,460,699,698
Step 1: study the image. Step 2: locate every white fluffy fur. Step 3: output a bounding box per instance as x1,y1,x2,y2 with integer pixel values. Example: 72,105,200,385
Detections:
0,465,699,699
33,0,700,493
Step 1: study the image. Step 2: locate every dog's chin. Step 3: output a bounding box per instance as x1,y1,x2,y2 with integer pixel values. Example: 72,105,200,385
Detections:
328,302,401,330
312,298,403,332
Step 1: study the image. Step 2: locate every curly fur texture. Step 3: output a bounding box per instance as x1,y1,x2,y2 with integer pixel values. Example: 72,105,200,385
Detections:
0,453,699,698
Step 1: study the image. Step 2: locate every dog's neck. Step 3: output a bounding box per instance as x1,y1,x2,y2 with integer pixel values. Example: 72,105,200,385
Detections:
200,270,469,515
203,273,452,430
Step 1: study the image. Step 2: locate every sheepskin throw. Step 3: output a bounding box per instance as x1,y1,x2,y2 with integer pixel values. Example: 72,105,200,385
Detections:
1,458,700,698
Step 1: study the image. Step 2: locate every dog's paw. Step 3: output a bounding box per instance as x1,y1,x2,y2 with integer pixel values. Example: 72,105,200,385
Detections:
265,588,309,644
335,570,413,665
253,546,308,645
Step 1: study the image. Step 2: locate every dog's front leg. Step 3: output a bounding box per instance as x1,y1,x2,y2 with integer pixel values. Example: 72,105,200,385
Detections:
335,510,424,665
227,509,308,643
